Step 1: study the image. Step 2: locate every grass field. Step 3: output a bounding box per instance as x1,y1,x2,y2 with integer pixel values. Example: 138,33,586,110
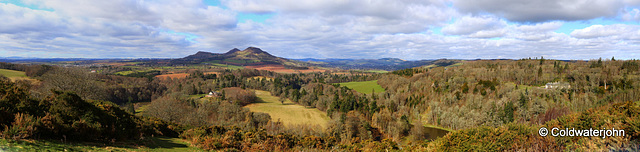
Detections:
209,63,244,70
448,62,464,67
0,136,201,152
0,69,27,78
337,80,385,94
245,90,330,128
249,76,273,81
0,69,37,82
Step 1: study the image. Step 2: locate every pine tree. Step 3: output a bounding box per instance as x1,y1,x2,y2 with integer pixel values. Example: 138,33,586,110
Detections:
537,67,543,78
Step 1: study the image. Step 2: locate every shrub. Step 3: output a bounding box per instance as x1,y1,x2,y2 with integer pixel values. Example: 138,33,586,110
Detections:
1,113,38,140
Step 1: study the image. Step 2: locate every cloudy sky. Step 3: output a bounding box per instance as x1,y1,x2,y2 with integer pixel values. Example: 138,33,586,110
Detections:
2,0,640,60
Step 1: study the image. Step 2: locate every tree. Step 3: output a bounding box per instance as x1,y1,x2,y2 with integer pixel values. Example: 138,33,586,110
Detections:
501,101,515,123
537,67,542,78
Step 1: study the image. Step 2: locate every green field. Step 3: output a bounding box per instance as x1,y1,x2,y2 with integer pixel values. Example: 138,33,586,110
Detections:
223,59,259,64
115,70,135,75
449,62,464,67
209,63,244,70
337,80,385,94
246,90,330,128
350,69,388,73
0,69,27,78
0,69,37,82
0,136,201,152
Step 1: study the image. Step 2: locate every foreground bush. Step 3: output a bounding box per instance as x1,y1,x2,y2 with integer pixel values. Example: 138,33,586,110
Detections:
429,101,640,151
0,76,177,141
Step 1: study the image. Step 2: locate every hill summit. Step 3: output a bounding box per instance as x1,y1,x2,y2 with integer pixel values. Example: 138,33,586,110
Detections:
174,47,303,67
223,47,277,60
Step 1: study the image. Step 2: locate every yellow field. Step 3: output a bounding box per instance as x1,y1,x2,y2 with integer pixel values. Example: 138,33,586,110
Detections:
245,90,330,128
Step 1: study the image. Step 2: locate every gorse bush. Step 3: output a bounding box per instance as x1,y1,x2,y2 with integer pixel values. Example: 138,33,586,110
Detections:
0,76,177,141
429,101,640,151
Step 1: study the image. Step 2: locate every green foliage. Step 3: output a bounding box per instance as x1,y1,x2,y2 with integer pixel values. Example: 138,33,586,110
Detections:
477,79,499,91
621,60,639,73
501,101,515,123
337,80,385,94
590,58,603,68
391,68,426,77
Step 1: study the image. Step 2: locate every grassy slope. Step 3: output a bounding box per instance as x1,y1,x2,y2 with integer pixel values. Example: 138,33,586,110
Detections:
0,69,26,78
0,136,201,152
245,90,330,128
337,80,385,94
0,69,37,82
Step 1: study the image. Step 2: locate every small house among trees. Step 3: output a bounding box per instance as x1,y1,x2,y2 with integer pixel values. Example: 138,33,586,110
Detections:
545,82,570,89
205,91,220,97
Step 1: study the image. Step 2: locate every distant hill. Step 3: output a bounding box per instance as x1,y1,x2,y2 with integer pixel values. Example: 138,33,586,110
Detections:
172,47,307,67
169,47,455,71
293,58,445,71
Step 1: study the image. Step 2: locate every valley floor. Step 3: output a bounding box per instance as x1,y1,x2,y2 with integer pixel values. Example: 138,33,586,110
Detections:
245,90,330,129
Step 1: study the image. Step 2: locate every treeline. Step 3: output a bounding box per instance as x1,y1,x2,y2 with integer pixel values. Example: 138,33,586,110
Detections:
180,125,399,151
0,62,53,77
0,64,168,105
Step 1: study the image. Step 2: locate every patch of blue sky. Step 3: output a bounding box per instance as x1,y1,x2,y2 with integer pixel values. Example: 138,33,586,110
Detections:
431,27,443,35
0,0,53,11
202,0,274,23
237,13,275,23
203,0,224,9
165,30,199,43
555,18,639,34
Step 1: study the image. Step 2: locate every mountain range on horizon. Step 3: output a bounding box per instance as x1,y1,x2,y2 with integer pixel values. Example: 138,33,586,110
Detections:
172,47,450,71
0,47,457,71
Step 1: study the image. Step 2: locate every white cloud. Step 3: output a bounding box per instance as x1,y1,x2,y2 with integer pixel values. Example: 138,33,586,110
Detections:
223,0,455,34
0,2,197,58
453,0,635,22
570,24,640,39
2,0,640,60
516,22,563,32
621,8,640,21
442,15,506,38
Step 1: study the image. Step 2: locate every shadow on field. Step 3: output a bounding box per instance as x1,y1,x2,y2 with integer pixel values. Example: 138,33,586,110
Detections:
147,136,189,149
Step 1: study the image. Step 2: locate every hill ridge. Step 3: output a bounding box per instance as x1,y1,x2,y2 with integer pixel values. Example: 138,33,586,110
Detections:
172,47,304,67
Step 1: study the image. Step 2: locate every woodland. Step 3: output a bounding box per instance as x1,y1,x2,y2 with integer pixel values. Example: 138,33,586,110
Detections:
1,57,639,151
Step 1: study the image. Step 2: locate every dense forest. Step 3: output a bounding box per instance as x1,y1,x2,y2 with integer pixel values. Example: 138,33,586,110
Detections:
1,58,640,151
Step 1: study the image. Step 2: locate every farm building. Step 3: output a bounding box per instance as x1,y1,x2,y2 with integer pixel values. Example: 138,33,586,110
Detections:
205,91,220,97
545,82,570,89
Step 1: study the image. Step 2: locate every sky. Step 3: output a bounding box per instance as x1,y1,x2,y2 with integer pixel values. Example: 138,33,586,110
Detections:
2,0,640,60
